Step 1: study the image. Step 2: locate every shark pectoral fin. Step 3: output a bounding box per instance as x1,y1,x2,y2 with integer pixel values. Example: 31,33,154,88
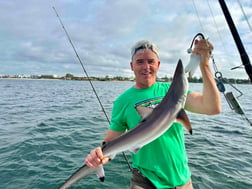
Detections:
136,106,153,120
176,109,192,134
96,166,105,182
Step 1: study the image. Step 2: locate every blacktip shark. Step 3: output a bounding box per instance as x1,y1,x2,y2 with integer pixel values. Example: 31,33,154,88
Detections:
59,59,192,189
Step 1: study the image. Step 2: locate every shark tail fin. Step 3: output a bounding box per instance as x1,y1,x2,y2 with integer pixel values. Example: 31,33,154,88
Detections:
59,165,106,189
96,166,105,182
177,109,192,134
185,53,201,77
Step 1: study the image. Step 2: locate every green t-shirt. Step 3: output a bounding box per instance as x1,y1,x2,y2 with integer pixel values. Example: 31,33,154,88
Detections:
109,82,191,188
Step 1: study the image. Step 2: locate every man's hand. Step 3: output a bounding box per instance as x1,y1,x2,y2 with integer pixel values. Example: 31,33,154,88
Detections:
193,39,213,64
85,147,110,168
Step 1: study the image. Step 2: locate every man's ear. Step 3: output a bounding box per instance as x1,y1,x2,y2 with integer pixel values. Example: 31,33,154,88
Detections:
130,62,133,71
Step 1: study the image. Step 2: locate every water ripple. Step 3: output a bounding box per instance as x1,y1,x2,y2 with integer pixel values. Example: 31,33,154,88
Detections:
0,80,251,188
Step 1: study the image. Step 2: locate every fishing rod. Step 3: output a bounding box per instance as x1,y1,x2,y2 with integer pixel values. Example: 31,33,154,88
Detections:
218,0,252,82
52,6,132,171
186,33,252,126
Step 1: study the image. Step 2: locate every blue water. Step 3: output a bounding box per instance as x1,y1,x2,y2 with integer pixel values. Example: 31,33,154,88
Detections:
0,79,251,189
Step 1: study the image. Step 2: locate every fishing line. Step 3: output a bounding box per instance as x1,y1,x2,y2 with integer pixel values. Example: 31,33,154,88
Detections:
206,0,230,56
52,6,132,170
189,3,252,126
206,0,243,71
212,57,252,126
191,0,206,34
206,1,252,126
237,0,252,33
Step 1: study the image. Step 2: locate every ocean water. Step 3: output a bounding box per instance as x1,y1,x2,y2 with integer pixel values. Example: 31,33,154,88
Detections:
0,79,251,189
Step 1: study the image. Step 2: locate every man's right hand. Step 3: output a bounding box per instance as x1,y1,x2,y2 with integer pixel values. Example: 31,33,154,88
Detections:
85,147,110,168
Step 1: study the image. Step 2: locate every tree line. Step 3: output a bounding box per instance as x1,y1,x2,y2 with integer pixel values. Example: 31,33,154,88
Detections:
37,73,251,84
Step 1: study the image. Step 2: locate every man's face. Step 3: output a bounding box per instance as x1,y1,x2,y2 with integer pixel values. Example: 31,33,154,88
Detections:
131,49,160,89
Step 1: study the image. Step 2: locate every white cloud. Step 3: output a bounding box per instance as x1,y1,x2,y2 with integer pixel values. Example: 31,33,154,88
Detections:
0,0,251,79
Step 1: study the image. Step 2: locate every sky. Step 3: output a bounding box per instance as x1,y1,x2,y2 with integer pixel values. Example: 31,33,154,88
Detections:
0,0,251,79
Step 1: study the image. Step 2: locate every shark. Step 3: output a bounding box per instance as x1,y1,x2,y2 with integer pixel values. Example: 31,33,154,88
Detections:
59,59,192,189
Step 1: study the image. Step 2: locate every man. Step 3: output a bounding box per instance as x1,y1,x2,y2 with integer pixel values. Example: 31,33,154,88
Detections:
85,40,221,188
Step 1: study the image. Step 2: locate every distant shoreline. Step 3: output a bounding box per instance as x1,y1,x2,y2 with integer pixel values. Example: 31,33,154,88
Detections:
0,75,250,84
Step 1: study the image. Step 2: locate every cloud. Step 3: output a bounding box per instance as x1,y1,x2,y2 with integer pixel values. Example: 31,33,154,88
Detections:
0,0,251,79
